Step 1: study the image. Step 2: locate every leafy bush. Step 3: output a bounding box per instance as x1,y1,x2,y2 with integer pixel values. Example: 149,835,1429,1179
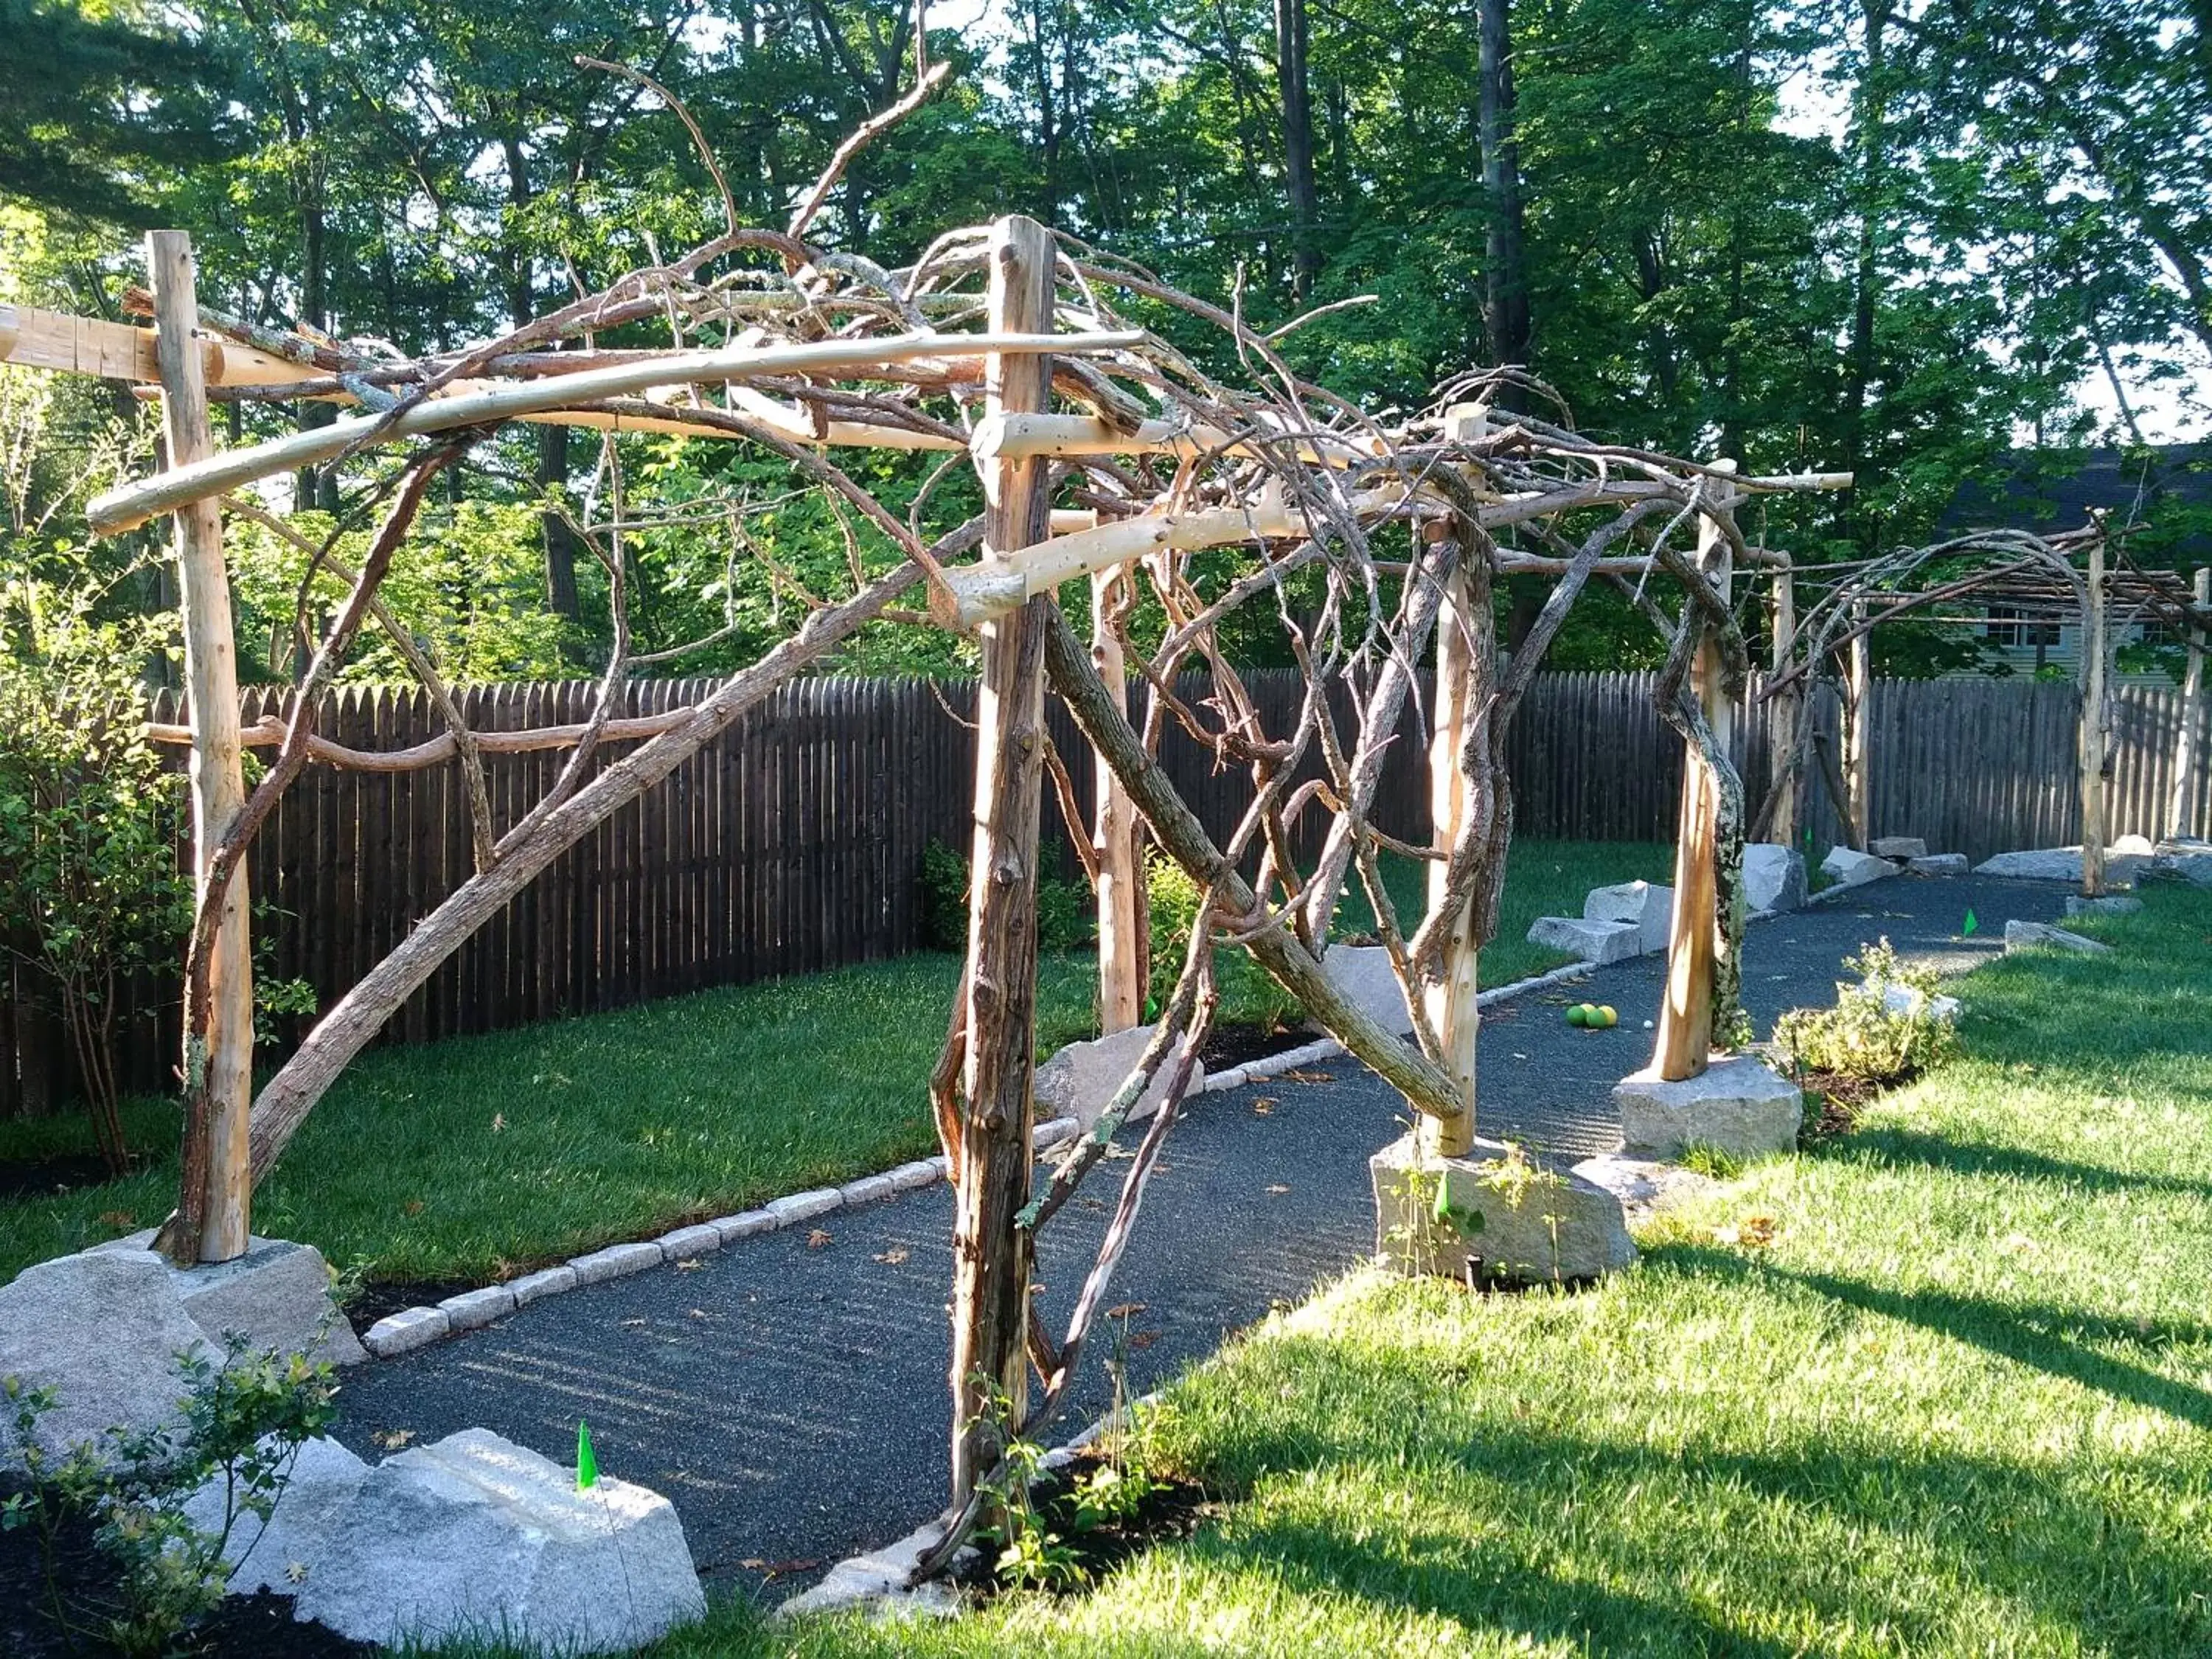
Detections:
1773,939,1959,1087
1145,852,1295,1027
2,1335,339,1657
919,838,970,952
919,837,1093,955
0,551,190,1168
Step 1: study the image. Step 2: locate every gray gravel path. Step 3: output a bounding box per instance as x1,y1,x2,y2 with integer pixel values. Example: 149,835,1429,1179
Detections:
330,871,2066,1601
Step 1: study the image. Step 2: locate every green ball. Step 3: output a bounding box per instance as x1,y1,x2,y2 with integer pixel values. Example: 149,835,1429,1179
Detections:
1566,1004,1588,1027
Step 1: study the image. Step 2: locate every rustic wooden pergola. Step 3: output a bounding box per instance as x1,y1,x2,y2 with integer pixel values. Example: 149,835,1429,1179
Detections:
1756,528,2211,897
10,150,1860,1540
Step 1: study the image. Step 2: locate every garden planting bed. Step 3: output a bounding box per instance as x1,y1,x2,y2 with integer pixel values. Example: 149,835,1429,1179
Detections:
0,1481,371,1659
944,1450,1222,1604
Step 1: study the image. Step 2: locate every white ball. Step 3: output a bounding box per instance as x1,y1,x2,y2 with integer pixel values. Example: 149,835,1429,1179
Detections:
1641,1019,1655,1030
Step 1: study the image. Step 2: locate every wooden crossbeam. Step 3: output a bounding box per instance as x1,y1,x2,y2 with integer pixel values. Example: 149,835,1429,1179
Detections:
972,409,1382,468
86,330,1142,535
930,474,1833,627
0,302,324,389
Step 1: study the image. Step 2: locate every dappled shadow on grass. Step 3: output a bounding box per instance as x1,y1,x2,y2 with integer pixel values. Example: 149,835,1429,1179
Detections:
1161,1314,2212,1655
1836,1126,2212,1204
1764,1259,2212,1431
1643,1242,2212,1430
1174,1513,1813,1659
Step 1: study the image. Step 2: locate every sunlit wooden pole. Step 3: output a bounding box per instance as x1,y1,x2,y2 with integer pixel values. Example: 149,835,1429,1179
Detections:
1768,564,1798,846
1414,403,1495,1156
1092,566,1144,1032
2080,537,2109,897
950,215,1052,1508
1846,597,1871,849
1422,546,1479,1158
1655,482,1734,1082
150,229,252,1264
2168,568,2208,843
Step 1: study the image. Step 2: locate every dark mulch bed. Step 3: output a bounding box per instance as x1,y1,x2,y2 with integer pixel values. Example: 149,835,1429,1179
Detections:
0,1479,372,1658
1197,1020,1305,1073
1795,1065,1905,1143
343,1277,478,1336
950,1450,1220,1600
0,1152,133,1203
190,1593,372,1658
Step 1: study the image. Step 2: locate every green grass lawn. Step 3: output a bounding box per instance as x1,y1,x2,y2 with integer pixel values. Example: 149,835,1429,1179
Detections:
0,839,1663,1287
616,883,2212,1659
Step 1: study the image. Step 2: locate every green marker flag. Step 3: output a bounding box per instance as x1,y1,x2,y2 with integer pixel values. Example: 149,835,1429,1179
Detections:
576,1419,598,1491
1962,908,1978,937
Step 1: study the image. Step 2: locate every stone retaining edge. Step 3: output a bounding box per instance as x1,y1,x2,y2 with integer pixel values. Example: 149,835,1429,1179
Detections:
1197,956,1605,1094
361,1123,1084,1360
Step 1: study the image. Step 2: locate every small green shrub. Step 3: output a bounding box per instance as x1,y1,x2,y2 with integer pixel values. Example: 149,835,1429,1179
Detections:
920,838,1095,954
1144,852,1294,1026
966,1376,1088,1592
1034,863,1093,953
920,838,970,952
1143,852,1206,1013
1068,1459,1158,1531
0,550,191,1171
1,1335,338,1657
1773,939,1959,1087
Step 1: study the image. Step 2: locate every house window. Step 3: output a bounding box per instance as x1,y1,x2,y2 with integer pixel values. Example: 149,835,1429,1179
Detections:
1985,605,2060,649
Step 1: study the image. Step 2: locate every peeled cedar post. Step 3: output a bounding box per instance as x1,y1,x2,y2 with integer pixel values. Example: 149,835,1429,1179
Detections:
949,215,1054,1508
1091,564,1144,1033
2080,538,2109,898
1654,484,1735,1082
1420,408,1486,1158
2171,568,2209,841
1767,564,1798,846
1846,599,1871,849
150,229,254,1263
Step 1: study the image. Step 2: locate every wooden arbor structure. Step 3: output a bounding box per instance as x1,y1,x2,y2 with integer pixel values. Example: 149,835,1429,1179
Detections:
1756,526,2212,899
18,175,1859,1523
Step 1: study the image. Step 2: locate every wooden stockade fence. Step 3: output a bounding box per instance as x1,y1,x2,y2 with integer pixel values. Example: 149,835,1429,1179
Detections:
4,668,2205,1117
1507,672,2211,860
1,671,1429,1118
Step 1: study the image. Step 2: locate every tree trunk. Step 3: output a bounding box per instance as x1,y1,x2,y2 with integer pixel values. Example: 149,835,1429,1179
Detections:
539,422,580,622
1030,0,1062,223
950,215,1054,1511
1276,0,1321,297
1843,0,1892,546
501,136,580,625
1476,0,1531,387
299,153,334,512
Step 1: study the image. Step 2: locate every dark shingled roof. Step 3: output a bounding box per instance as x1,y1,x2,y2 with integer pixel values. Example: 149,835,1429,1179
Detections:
1941,445,2212,560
